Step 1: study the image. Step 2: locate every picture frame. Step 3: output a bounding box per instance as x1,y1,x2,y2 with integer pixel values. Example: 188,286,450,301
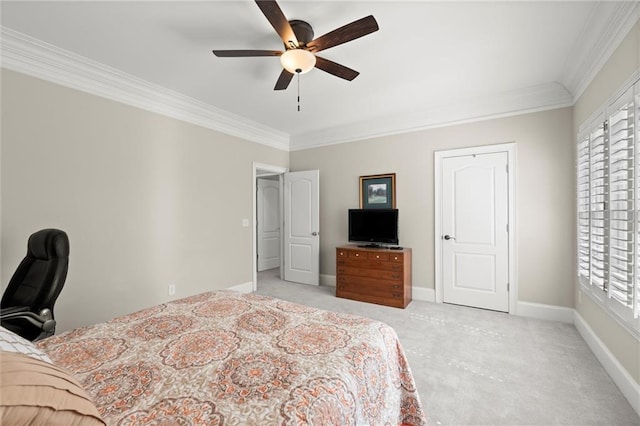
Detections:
359,173,396,209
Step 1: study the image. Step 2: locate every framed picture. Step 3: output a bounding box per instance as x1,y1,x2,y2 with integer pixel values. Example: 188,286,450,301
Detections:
359,173,396,209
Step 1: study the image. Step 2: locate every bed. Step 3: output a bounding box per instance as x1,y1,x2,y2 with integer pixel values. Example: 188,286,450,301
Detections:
13,290,425,425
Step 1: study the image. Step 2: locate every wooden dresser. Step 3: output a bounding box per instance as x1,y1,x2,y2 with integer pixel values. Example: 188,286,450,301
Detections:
335,245,412,308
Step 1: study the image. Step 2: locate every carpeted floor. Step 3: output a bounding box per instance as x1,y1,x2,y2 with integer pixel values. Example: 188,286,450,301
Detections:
256,268,639,426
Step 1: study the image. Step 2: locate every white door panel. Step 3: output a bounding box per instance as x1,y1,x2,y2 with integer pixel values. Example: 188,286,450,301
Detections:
284,170,319,285
442,152,509,312
454,253,496,291
454,166,496,244
290,244,312,271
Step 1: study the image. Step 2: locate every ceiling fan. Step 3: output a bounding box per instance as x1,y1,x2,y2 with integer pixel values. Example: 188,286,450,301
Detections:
212,0,379,91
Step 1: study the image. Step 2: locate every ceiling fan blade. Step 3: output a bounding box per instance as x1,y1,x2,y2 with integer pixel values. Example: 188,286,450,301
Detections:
212,50,282,57
274,69,294,90
255,0,299,47
314,56,360,81
307,15,379,53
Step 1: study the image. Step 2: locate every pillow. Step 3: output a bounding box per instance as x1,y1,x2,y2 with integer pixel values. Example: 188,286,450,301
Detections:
0,326,52,363
0,351,105,425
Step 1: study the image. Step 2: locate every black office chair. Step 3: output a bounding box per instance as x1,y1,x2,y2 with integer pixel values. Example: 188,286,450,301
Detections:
1,229,69,341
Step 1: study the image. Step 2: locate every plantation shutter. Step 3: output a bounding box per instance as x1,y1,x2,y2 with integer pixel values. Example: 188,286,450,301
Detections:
636,83,640,320
590,117,608,292
607,88,635,309
577,132,591,284
577,76,640,330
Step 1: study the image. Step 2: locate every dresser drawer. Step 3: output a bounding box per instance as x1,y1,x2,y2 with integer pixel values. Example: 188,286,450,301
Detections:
336,266,402,281
348,250,368,259
340,258,401,271
337,249,349,258
339,274,404,290
335,290,407,309
368,252,389,261
337,281,404,299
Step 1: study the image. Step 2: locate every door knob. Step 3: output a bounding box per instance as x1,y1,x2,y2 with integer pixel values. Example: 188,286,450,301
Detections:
443,235,455,241
311,232,319,236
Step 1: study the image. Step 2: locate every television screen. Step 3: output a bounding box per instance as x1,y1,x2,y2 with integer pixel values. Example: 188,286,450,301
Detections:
348,209,399,246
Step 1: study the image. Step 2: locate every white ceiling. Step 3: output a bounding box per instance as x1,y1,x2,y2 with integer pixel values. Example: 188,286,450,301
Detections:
1,1,638,150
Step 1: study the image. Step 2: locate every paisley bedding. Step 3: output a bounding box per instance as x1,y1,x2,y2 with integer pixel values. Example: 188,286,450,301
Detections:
36,290,426,425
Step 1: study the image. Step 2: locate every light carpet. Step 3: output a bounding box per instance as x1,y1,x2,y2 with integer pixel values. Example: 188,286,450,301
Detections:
256,268,639,426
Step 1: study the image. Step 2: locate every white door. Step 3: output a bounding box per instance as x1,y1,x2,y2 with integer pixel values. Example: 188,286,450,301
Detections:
257,178,280,271
283,170,320,285
441,152,509,312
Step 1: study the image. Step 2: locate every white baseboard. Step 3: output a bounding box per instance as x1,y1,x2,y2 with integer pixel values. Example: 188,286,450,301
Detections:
515,301,575,323
320,274,336,287
227,281,253,293
574,311,640,417
412,286,435,303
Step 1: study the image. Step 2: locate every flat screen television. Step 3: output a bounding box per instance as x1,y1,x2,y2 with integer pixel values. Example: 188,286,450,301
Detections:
348,209,399,247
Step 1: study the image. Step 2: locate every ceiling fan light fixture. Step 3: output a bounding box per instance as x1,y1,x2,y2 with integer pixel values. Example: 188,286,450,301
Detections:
280,49,316,74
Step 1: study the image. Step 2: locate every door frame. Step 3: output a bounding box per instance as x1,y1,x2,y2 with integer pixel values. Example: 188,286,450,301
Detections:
434,143,518,313
252,162,288,292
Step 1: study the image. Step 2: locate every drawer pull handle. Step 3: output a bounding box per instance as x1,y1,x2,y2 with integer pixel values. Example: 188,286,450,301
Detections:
393,285,400,289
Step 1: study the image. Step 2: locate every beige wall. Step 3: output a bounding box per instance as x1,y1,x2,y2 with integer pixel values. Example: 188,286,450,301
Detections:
290,106,575,308
1,70,288,332
573,19,640,383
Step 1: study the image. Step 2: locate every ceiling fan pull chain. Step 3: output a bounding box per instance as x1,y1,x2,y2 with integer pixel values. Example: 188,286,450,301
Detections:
297,72,301,112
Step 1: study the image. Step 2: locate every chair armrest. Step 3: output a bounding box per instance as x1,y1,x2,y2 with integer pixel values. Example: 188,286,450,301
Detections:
0,308,56,333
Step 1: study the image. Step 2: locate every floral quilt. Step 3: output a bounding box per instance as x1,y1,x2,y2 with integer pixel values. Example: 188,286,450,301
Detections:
37,291,426,425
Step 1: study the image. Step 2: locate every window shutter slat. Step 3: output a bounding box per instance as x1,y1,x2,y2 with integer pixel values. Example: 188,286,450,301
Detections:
578,133,591,282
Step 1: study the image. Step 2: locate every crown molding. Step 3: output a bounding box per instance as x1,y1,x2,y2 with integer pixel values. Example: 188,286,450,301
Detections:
2,1,636,154
0,27,290,151
563,1,640,103
289,82,573,150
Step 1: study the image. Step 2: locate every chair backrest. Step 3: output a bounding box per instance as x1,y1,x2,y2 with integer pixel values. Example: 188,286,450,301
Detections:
1,229,70,318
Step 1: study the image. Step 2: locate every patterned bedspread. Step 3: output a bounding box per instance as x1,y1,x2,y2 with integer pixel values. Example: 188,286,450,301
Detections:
37,291,426,425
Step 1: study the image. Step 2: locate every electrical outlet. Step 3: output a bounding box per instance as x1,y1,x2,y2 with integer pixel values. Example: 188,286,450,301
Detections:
168,284,176,296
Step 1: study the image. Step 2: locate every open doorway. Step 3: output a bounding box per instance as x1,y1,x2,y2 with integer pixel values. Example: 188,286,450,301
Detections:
253,163,287,292
252,163,320,292
257,175,281,272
